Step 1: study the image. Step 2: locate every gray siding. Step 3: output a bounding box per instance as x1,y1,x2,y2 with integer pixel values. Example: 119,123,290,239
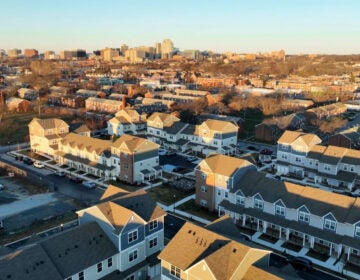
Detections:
121,222,145,250
134,149,158,162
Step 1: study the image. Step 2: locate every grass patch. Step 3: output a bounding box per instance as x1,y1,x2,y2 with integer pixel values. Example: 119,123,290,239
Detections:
107,180,144,192
0,212,77,246
0,112,79,145
176,199,218,222
148,184,194,206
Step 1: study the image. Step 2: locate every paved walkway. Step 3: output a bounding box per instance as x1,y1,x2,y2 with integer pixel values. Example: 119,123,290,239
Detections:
0,193,58,219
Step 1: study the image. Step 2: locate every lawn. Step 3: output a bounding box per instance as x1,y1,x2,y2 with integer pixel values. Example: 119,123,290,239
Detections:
0,112,79,145
107,180,145,193
148,184,194,206
176,199,218,222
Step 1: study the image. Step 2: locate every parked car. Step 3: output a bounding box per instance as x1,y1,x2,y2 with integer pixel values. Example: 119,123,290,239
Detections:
0,184,4,190
186,156,198,162
69,176,82,183
289,256,313,271
33,161,45,168
82,181,96,189
23,157,34,165
54,171,65,177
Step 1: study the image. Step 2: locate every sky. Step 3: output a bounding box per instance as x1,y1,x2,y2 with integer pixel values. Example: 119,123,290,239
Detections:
1,0,360,55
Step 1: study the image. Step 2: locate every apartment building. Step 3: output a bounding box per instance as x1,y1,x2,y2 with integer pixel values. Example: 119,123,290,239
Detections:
29,118,69,156
107,108,147,136
195,154,256,211
196,76,236,88
77,186,166,279
147,113,238,156
217,169,360,277
85,97,123,113
329,126,360,149
54,133,160,183
158,220,275,280
17,88,38,100
276,130,360,190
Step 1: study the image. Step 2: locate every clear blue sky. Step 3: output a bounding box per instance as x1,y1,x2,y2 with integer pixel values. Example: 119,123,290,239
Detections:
1,0,360,54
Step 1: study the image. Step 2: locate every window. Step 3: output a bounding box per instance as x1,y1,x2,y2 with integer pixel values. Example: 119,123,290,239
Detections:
149,220,158,231
275,205,285,216
125,275,135,280
149,237,158,248
324,219,336,231
107,257,112,268
201,185,207,193
78,271,84,280
298,211,310,223
236,194,245,205
295,157,301,162
200,199,207,207
124,163,129,169
225,191,228,198
218,190,221,196
281,154,287,160
355,226,360,238
128,230,138,243
202,173,207,179
97,262,102,273
129,250,138,262
170,265,181,278
254,195,263,210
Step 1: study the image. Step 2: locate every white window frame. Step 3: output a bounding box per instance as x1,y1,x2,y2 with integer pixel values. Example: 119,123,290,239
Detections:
128,230,138,243
149,237,158,248
254,198,263,210
97,262,102,273
275,205,285,216
324,219,336,231
149,220,158,231
298,211,310,223
201,185,207,193
236,194,245,205
128,249,138,262
170,265,181,279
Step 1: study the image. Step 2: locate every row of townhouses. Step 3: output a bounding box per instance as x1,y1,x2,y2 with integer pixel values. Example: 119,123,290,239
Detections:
194,153,360,274
0,185,285,280
29,117,161,184
108,111,239,157
276,130,360,190
0,186,166,280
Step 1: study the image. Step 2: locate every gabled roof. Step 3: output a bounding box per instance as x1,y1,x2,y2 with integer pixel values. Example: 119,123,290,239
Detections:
201,119,238,132
277,130,321,147
111,189,166,221
100,184,129,201
112,134,159,153
197,154,255,177
205,215,242,239
158,221,271,279
29,117,69,131
60,133,111,155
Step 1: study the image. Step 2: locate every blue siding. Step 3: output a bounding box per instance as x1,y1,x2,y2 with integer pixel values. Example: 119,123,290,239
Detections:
145,221,164,236
120,222,145,250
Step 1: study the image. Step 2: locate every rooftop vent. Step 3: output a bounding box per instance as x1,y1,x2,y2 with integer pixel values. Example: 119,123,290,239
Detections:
233,248,237,253
188,230,192,234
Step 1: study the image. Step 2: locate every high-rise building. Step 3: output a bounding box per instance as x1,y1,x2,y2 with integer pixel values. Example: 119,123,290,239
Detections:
60,50,73,60
120,44,129,55
44,50,55,60
7,48,21,58
155,42,161,58
103,48,119,61
24,49,39,58
161,39,174,59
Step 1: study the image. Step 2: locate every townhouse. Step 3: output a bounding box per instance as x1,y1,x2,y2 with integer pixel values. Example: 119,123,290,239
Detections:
328,125,360,149
158,219,277,280
194,154,256,211
77,186,167,280
0,186,166,280
54,133,160,183
0,222,119,280
85,97,123,113
29,117,69,156
216,169,360,276
111,134,161,184
107,108,147,136
146,112,238,156
276,130,360,190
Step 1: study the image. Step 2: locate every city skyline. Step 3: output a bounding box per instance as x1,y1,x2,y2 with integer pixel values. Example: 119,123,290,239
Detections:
1,0,360,54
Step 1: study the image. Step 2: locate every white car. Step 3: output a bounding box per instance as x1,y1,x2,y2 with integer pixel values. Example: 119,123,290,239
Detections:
82,181,96,189
0,184,4,190
33,161,45,168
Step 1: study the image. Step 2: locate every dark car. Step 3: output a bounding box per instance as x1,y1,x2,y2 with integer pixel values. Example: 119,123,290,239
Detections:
69,176,82,183
289,256,313,271
247,146,258,151
23,157,34,165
